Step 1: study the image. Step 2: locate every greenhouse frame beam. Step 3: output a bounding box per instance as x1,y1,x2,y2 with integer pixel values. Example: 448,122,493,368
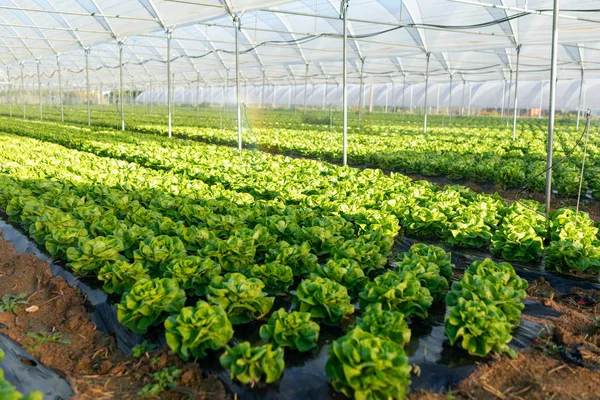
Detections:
85,48,90,126
423,52,431,133
167,29,173,137
36,58,41,120
512,45,521,140
546,0,560,213
56,54,64,122
450,0,600,25
0,5,159,23
342,0,348,167
234,14,242,151
118,40,125,131
539,80,544,118
358,57,365,128
500,78,505,118
303,62,309,116
259,7,511,38
449,72,453,122
576,66,584,130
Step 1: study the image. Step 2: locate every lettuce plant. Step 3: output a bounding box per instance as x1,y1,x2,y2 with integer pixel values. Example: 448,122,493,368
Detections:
491,214,545,262
407,243,454,280
66,236,125,274
266,241,319,277
396,254,449,301
165,301,233,360
117,278,186,334
259,308,320,352
249,262,294,294
97,260,151,294
445,298,515,357
164,256,221,296
207,273,274,324
312,259,368,298
134,235,186,269
325,328,411,400
220,342,285,385
292,276,354,324
355,303,411,347
358,271,433,319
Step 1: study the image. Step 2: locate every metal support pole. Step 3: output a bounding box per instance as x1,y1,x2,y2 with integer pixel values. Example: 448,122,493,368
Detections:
85,48,90,126
576,67,584,130
506,69,513,126
358,57,365,128
391,80,396,112
20,62,25,118
449,73,453,123
468,83,472,116
436,82,440,115
166,30,172,137
225,69,229,118
501,79,506,118
461,77,466,116
409,85,413,113
118,41,125,131
539,80,544,119
341,0,348,166
402,75,406,111
57,55,64,122
423,52,431,133
329,102,333,132
545,0,560,213
36,59,42,120
234,15,242,151
512,45,521,140
7,67,11,118
303,63,309,116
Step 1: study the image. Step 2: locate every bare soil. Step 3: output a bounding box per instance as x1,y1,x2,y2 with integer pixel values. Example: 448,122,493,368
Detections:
0,229,228,399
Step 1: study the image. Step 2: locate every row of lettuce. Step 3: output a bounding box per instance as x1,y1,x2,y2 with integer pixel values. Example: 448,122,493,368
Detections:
0,131,530,399
2,118,599,275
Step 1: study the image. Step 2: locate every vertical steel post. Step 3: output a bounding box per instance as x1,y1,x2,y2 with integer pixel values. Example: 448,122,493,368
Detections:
409,85,413,113
195,72,200,122
506,69,513,126
7,67,11,118
85,48,90,126
358,57,365,128
423,52,431,133
468,83,472,116
512,45,521,140
118,41,124,131
436,82,440,115
391,79,396,112
545,0,560,213
234,15,242,151
323,79,327,110
449,73,453,123
166,30,172,137
576,67,584,130
341,0,348,166
303,63,309,116
57,55,64,122
20,62,25,118
460,76,466,116
501,79,506,118
402,75,406,111
539,80,544,119
225,69,229,118
36,59,42,120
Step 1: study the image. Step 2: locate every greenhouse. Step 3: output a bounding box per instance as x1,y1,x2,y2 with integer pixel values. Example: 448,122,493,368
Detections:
0,1,599,399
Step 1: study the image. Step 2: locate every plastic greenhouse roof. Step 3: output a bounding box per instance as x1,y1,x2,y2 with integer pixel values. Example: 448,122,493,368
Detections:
0,0,599,90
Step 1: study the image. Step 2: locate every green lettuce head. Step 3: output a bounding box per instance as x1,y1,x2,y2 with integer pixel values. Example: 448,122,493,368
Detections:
207,273,274,324
117,278,186,334
358,270,433,319
259,308,320,352
66,236,124,275
325,328,411,400
165,301,233,360
356,303,411,347
164,256,221,296
97,260,150,294
292,276,354,324
220,342,285,385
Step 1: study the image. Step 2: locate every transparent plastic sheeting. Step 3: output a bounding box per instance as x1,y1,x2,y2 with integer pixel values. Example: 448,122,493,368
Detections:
136,78,599,111
1,218,599,399
1,0,600,94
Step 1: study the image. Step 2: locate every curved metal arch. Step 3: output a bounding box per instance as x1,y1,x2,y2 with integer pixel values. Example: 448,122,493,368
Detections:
379,0,427,53
5,0,59,56
192,24,229,71
29,0,84,47
484,0,518,48
0,15,35,60
258,9,308,65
